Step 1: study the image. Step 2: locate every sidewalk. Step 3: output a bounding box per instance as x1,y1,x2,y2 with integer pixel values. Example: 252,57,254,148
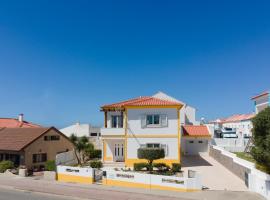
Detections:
0,174,264,200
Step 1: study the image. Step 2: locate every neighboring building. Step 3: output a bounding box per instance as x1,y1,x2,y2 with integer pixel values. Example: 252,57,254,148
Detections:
0,127,74,169
251,91,269,114
101,93,183,167
181,125,211,155
0,114,41,128
210,114,255,138
60,123,101,149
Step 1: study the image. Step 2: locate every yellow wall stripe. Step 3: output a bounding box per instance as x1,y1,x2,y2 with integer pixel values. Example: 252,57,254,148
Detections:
57,174,93,184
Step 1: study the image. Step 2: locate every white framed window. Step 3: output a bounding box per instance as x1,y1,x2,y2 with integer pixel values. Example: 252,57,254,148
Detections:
141,114,167,128
111,115,123,128
141,143,168,156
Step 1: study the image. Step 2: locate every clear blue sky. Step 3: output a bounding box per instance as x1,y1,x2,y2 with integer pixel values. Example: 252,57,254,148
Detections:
0,1,270,128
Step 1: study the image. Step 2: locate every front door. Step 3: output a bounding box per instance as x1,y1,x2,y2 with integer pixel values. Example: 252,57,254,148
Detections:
114,143,124,162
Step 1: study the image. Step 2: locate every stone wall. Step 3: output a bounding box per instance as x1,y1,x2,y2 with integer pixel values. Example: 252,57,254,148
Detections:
209,146,251,181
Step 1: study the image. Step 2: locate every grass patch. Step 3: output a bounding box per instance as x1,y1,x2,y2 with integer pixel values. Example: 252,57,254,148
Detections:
234,152,256,163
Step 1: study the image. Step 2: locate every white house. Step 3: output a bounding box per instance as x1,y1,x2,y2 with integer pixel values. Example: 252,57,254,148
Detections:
60,123,101,149
100,92,210,166
251,91,269,114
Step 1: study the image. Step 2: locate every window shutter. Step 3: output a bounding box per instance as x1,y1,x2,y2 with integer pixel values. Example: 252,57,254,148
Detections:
141,115,146,128
161,114,168,127
161,144,168,156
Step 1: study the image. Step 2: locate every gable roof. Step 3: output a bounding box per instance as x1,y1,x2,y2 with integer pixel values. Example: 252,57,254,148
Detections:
182,125,211,137
0,118,41,128
251,91,269,100
0,127,55,151
101,94,183,110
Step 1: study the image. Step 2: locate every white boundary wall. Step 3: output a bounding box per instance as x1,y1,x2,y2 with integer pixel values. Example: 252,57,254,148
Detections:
212,146,270,199
211,138,249,152
57,166,94,184
103,170,201,191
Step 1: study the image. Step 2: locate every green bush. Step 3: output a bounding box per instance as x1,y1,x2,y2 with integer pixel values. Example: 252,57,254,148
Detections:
137,148,165,172
90,160,103,169
153,163,170,172
0,161,14,173
90,149,102,159
133,162,149,171
251,107,270,173
45,160,56,171
172,163,181,173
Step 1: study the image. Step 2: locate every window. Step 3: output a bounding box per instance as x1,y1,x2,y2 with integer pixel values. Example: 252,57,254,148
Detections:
111,115,123,128
33,153,47,163
189,141,194,143
142,114,167,128
146,114,160,125
198,141,203,143
90,133,97,136
44,135,60,141
146,143,160,148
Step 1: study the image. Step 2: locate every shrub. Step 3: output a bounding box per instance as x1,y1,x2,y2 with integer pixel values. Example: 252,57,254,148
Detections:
134,162,149,171
89,149,102,159
153,163,170,172
251,107,270,173
90,160,103,169
0,161,14,173
172,163,181,173
137,148,165,172
45,160,56,171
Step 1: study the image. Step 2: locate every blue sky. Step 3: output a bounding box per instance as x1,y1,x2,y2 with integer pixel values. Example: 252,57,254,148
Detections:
0,1,270,128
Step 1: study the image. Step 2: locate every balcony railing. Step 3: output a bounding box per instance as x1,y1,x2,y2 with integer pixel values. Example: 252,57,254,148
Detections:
101,127,125,136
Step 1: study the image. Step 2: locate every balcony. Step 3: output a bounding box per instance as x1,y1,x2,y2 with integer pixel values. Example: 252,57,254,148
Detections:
101,128,125,136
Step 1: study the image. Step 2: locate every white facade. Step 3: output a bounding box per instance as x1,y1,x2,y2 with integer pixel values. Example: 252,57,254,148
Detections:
252,92,269,114
222,120,253,138
60,123,102,149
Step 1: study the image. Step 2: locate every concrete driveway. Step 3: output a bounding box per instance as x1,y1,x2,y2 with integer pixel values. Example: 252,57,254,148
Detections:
182,154,248,191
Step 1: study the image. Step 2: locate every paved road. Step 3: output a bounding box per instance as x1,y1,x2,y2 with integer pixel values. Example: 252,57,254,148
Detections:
0,174,265,200
0,187,78,200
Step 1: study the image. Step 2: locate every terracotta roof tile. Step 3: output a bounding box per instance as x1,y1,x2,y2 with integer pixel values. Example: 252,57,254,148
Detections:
0,127,50,151
0,118,41,128
182,125,211,137
102,96,182,109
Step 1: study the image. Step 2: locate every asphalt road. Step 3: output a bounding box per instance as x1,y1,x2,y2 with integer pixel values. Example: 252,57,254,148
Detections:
0,187,79,200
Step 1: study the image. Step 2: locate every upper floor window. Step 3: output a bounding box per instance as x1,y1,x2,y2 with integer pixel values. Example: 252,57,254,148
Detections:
111,115,123,128
44,135,60,141
141,114,167,128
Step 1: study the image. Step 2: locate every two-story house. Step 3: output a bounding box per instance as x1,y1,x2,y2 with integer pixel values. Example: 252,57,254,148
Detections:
100,93,183,167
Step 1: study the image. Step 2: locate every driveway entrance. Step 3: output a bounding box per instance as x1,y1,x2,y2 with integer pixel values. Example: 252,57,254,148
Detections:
182,154,248,191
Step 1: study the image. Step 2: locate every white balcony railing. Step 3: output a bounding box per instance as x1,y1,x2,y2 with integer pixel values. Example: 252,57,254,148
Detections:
101,128,125,136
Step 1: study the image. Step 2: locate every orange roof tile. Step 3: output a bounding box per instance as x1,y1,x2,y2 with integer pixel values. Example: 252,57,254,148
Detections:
182,125,211,137
101,96,182,109
221,113,255,123
0,118,41,128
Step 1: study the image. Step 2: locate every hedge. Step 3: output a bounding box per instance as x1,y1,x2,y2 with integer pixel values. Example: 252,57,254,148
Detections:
45,160,56,171
90,160,103,169
134,162,149,171
0,161,14,173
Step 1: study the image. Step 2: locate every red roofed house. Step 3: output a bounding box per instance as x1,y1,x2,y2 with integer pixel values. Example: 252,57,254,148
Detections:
0,127,74,170
181,125,211,155
0,114,41,128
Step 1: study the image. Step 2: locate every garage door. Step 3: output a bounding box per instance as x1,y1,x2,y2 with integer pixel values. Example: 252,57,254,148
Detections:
185,139,208,155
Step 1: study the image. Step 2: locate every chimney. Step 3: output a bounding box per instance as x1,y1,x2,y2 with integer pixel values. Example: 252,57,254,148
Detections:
18,114,24,122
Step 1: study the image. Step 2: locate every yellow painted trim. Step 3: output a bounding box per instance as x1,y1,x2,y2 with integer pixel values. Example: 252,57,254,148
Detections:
103,179,199,192
105,156,113,161
125,105,183,109
127,134,178,138
57,174,93,184
125,159,179,167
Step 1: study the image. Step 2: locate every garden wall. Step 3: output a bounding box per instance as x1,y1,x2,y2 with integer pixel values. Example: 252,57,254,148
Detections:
102,170,201,192
57,166,94,184
210,145,270,200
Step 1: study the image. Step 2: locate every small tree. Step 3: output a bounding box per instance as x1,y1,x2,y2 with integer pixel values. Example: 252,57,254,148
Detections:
137,148,165,172
251,107,270,173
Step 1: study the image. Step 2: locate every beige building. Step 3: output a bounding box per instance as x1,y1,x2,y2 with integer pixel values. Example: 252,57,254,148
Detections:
0,127,74,170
